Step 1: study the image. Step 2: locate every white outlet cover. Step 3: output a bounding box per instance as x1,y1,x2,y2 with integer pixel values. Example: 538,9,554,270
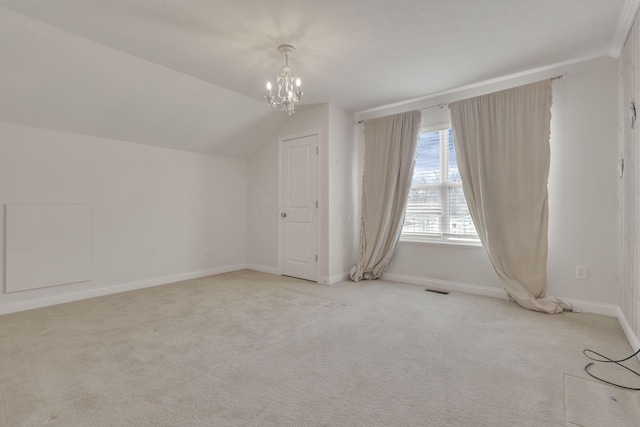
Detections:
575,266,588,280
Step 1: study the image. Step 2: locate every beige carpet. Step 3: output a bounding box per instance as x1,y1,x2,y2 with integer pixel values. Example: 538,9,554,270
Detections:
564,374,639,426
0,269,638,426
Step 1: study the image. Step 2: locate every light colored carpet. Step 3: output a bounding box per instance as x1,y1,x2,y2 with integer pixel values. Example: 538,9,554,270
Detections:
0,269,638,426
564,374,640,427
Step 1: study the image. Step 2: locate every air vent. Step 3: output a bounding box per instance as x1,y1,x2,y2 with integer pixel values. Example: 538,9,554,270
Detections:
425,289,449,295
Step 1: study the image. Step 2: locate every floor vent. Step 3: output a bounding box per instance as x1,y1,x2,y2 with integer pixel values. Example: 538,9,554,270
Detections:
425,289,449,295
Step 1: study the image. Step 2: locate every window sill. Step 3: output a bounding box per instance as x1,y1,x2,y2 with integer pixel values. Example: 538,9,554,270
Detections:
399,236,484,249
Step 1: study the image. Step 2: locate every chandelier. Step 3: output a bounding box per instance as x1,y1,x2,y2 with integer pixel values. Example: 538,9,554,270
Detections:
265,44,303,115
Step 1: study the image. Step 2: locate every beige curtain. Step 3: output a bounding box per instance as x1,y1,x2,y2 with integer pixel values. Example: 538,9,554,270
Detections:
350,110,421,282
449,80,572,313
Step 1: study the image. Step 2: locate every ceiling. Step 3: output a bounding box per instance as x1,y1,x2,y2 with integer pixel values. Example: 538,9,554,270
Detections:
0,0,634,157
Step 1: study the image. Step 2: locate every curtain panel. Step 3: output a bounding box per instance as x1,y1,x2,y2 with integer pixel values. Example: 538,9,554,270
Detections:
351,110,421,282
450,80,572,313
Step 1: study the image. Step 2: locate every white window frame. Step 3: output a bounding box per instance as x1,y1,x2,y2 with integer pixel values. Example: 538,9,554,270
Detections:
401,123,480,246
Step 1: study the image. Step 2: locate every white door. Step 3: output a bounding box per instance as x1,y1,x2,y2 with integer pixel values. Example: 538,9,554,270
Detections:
280,133,318,281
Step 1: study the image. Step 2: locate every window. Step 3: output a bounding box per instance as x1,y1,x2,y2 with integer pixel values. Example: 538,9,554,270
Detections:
401,126,479,243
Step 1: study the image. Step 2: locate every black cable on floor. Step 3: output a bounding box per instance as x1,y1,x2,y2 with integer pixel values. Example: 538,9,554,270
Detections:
583,347,640,391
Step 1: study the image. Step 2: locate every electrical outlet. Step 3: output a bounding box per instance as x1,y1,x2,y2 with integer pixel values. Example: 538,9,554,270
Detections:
575,265,588,280
203,247,210,255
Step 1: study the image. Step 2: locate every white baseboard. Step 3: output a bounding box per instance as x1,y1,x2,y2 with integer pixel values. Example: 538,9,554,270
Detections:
318,271,351,285
616,306,640,359
245,266,346,285
0,264,245,316
245,264,279,275
5,265,639,359
331,271,351,284
383,273,621,318
560,297,619,317
382,272,509,300
383,272,640,356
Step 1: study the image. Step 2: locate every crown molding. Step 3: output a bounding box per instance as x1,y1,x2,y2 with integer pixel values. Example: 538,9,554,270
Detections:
609,0,640,58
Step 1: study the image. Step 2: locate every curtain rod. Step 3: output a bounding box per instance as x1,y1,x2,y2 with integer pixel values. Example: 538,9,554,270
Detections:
354,74,566,124
420,74,566,112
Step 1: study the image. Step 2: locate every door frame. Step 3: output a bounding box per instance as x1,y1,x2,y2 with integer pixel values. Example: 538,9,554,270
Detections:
277,130,321,282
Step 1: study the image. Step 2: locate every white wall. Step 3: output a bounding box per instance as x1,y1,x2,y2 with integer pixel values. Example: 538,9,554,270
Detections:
371,57,619,309
0,122,247,314
246,104,329,276
328,104,358,282
0,6,287,159
547,57,618,305
246,131,280,274
1,5,619,313
246,103,357,284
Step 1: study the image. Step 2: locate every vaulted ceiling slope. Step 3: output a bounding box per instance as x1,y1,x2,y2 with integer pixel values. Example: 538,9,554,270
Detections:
0,0,634,158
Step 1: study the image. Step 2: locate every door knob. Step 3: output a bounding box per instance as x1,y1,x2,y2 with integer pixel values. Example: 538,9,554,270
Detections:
281,212,287,218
